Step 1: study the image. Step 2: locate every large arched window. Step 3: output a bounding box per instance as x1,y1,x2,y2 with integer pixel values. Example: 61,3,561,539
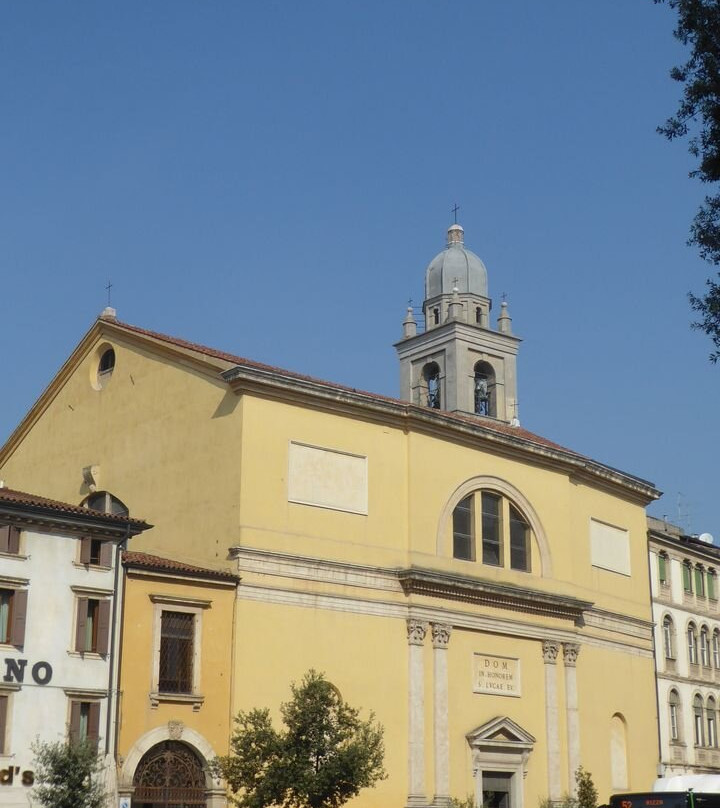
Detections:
662,615,675,660
452,489,532,572
669,689,682,742
701,625,711,667
423,362,441,410
688,622,699,665
695,694,705,746
708,696,718,748
473,361,496,417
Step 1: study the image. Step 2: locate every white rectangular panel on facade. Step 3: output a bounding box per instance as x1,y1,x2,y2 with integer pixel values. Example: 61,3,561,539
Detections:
590,518,631,576
288,442,368,515
473,654,521,697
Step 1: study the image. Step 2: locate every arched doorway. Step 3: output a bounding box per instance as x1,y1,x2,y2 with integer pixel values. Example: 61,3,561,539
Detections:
132,740,207,807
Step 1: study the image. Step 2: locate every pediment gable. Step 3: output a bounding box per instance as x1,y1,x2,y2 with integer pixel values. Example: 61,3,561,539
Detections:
466,716,535,749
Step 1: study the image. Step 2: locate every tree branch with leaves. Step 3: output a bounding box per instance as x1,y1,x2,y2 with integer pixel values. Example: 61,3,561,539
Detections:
212,670,387,808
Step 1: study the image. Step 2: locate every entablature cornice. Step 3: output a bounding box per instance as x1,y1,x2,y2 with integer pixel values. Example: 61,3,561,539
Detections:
397,566,593,623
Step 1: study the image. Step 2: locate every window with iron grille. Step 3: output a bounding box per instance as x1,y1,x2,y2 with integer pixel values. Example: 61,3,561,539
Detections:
159,611,194,694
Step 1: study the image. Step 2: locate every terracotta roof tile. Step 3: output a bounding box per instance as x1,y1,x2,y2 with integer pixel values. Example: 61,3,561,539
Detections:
122,550,238,582
0,486,149,529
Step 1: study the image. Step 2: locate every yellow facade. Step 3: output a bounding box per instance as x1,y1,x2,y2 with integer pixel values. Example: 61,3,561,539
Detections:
0,315,660,808
117,552,237,806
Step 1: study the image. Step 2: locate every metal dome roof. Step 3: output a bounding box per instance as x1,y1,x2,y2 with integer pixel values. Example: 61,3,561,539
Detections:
425,224,488,300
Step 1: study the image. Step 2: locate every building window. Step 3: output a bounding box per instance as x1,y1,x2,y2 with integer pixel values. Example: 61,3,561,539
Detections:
0,526,20,555
658,552,669,586
81,491,128,517
713,630,720,668
481,492,502,566
150,597,206,708
159,611,195,694
96,348,115,389
701,626,711,667
689,623,699,665
451,489,533,573
683,560,693,593
79,537,112,567
452,496,474,561
709,569,717,600
669,689,681,742
75,598,110,654
695,694,705,746
663,615,675,659
69,700,100,747
696,565,706,597
0,588,27,646
708,697,718,748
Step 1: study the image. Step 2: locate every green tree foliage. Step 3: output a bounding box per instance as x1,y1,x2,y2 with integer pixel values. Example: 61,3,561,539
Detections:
657,0,720,359
212,670,387,808
31,738,108,808
575,765,598,808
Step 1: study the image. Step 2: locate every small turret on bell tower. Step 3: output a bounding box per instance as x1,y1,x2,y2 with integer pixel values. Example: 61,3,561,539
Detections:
395,221,521,424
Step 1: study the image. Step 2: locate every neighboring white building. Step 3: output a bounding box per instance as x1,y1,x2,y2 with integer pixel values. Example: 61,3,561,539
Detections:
649,516,720,778
0,486,149,808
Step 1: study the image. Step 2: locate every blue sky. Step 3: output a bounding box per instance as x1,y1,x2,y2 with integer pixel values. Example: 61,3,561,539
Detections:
1,1,717,535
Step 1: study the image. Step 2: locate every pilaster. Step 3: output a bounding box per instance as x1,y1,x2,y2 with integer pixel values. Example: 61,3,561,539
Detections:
407,619,429,808
563,642,581,793
432,623,452,808
542,640,561,801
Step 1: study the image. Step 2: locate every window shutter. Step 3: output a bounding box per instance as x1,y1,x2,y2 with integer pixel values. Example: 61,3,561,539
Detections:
69,701,81,744
10,590,27,646
75,598,88,652
0,695,7,754
7,527,19,555
96,600,111,655
658,554,667,582
710,573,716,600
88,702,100,747
99,541,112,568
683,563,692,592
0,526,8,553
79,538,92,564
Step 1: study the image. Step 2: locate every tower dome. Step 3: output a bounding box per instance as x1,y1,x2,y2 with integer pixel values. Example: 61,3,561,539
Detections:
425,224,488,300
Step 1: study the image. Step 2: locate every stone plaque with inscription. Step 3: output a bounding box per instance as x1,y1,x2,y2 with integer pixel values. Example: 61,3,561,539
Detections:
473,653,521,697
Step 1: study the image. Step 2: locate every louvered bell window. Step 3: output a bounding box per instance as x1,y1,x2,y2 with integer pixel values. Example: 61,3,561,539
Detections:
159,611,194,694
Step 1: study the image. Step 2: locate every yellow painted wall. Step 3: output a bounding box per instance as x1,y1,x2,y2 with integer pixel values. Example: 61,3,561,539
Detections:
118,570,236,763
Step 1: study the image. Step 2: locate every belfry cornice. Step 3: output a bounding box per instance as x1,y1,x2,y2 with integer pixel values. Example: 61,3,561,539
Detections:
397,567,592,623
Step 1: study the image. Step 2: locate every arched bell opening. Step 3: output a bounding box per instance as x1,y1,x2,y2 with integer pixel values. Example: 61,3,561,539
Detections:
473,361,496,417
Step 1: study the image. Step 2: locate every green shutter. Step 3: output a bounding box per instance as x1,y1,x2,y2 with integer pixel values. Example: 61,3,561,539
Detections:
683,563,692,592
709,572,716,600
658,554,667,583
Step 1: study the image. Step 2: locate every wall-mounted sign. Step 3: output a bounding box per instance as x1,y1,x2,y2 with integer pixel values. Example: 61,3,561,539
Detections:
2,658,53,685
119,798,131,808
0,767,34,786
473,654,521,697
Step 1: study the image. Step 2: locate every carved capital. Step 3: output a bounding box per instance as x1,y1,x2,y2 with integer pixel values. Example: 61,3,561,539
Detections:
562,642,580,667
431,623,452,649
542,640,560,664
407,619,429,646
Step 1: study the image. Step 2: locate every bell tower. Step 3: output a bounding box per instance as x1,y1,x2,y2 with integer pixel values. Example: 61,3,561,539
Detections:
395,222,521,423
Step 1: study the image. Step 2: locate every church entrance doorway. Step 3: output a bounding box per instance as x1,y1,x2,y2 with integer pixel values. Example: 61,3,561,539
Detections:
131,740,207,808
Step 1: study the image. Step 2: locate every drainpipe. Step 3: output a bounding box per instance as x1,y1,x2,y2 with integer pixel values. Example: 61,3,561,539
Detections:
105,521,131,757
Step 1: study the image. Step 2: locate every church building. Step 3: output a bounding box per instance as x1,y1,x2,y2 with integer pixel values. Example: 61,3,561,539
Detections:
0,222,661,808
